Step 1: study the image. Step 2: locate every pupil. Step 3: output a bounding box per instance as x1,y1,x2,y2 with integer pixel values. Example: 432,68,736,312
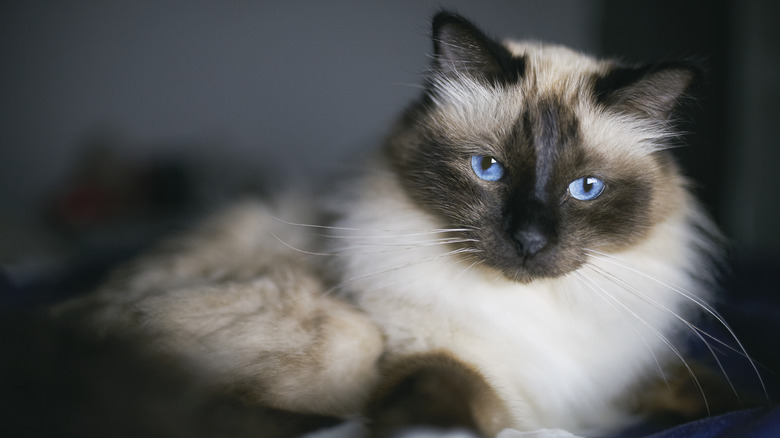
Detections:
481,157,494,170
583,178,594,192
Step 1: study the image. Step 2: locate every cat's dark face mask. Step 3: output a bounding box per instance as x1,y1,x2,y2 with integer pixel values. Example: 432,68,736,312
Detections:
385,12,698,283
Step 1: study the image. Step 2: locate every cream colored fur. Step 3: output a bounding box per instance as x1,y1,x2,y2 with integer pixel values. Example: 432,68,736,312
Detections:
325,42,721,436
329,164,710,435
56,199,384,417
55,41,726,437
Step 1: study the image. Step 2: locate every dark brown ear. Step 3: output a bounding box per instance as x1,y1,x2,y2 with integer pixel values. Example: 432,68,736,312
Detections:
594,62,703,120
431,11,525,85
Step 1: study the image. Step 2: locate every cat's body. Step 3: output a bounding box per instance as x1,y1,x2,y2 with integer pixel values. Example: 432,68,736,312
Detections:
325,161,710,435
52,11,754,438
56,198,385,419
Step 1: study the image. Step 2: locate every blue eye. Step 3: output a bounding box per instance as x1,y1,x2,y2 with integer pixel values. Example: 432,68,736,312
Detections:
568,177,605,200
470,155,505,181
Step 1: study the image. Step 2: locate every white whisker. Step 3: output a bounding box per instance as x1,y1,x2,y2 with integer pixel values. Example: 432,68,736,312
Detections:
265,212,473,237
332,238,477,252
265,213,478,258
332,235,473,245
264,213,365,232
570,271,671,387
574,268,707,413
452,253,486,281
268,231,336,257
584,249,769,402
324,231,472,240
327,247,478,295
586,262,738,402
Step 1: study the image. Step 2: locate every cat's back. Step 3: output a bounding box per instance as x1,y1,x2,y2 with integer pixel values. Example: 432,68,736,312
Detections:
54,195,385,419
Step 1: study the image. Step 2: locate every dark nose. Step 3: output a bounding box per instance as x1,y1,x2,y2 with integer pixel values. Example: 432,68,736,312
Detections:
513,226,548,257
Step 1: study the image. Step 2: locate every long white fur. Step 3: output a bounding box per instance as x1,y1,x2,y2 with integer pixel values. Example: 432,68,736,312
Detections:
327,42,722,435
329,165,710,435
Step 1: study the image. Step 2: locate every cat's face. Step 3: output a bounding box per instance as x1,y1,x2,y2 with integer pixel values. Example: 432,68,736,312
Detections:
386,14,698,283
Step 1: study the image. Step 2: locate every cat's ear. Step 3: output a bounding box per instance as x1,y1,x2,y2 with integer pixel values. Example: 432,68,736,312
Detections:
430,11,525,85
594,62,703,120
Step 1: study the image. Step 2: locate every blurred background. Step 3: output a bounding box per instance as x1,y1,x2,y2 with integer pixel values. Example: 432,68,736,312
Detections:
0,1,777,372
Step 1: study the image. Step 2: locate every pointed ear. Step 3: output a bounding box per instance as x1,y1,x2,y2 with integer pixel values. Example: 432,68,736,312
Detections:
594,62,703,120
431,11,524,84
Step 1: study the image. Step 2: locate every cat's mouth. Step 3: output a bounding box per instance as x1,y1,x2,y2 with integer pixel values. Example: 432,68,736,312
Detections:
469,230,583,284
502,253,581,284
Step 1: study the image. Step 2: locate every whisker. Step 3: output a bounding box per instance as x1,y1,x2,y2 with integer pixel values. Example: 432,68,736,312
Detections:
574,268,708,413
331,235,474,245
327,247,477,295
585,263,736,407
337,249,481,296
263,214,364,232
328,245,480,259
584,254,737,355
268,231,337,257
584,250,721,314
331,238,477,252
322,230,474,242
452,253,486,281
586,263,737,397
267,216,477,258
584,249,769,401
265,212,473,237
269,230,469,259
570,270,672,390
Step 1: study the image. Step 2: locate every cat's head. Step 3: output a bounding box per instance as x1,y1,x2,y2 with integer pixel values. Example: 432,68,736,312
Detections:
385,12,702,283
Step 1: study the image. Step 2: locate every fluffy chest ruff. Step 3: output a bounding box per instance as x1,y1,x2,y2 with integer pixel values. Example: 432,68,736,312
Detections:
329,170,713,434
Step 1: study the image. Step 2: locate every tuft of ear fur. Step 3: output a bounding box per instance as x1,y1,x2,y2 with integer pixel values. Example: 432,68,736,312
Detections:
594,61,703,120
430,11,525,85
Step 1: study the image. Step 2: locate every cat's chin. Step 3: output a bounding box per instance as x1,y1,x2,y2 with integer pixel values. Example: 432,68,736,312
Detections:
495,269,567,285
487,255,582,284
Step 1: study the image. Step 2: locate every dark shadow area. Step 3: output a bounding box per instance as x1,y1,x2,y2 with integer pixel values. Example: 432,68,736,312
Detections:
601,0,780,409
601,0,732,218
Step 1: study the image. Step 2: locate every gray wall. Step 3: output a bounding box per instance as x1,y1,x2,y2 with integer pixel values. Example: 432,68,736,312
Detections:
0,1,599,212
726,1,780,255
1,1,777,258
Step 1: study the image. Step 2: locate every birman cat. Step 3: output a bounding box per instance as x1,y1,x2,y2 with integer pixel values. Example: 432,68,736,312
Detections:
53,11,763,438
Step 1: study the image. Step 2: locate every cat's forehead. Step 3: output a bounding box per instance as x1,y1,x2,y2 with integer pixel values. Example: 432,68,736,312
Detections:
427,42,665,159
428,39,605,127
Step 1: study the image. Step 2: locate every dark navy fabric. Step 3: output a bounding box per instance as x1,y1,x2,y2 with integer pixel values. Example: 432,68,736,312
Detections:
642,408,780,438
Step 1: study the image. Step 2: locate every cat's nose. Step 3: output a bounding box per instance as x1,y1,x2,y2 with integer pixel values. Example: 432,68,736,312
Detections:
513,228,548,257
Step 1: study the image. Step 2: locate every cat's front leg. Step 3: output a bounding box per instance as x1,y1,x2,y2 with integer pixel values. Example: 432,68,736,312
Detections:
367,352,516,438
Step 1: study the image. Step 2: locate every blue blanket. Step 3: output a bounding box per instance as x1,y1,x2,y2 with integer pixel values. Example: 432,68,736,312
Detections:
643,407,780,438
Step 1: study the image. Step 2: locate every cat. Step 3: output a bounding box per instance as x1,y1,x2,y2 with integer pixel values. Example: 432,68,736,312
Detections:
50,10,763,438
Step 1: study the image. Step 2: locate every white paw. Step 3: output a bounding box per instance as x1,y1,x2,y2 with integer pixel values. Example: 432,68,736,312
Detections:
397,428,480,438
496,428,583,438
